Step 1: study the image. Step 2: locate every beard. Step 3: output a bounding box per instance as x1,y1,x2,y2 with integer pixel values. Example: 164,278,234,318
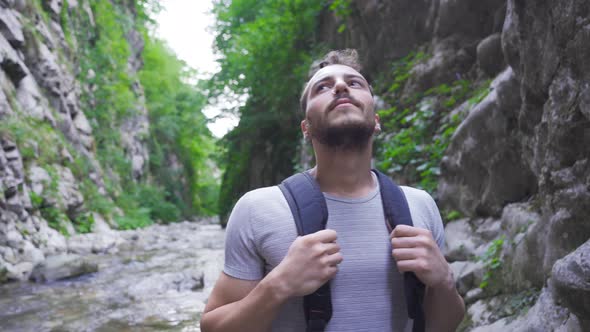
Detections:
308,117,375,151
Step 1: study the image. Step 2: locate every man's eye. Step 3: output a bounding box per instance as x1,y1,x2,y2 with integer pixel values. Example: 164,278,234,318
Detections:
349,80,362,87
316,84,329,92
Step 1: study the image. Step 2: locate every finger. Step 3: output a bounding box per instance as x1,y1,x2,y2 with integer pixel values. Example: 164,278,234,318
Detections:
396,259,425,274
324,265,339,281
314,229,338,243
323,242,341,255
391,236,420,249
391,248,420,261
325,252,343,266
391,225,428,238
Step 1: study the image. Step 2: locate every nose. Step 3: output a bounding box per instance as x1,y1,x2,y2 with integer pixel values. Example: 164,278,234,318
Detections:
332,78,348,95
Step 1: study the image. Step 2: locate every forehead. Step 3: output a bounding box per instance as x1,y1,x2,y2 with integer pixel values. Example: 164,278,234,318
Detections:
308,64,365,85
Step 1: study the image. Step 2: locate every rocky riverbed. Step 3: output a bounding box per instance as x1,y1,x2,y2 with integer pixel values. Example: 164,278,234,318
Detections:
0,220,225,332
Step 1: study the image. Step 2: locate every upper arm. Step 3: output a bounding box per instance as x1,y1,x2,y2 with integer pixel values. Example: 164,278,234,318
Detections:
204,272,261,313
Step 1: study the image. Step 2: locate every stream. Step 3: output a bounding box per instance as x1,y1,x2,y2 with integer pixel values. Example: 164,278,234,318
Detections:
0,221,225,332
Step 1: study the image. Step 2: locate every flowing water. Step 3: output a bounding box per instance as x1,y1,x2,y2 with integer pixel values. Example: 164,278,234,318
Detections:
0,221,225,332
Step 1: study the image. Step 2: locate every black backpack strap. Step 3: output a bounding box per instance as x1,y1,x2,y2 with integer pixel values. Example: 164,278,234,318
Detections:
373,169,426,332
278,172,331,332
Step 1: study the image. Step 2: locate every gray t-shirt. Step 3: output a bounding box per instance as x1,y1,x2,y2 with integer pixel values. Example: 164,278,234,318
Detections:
223,176,445,332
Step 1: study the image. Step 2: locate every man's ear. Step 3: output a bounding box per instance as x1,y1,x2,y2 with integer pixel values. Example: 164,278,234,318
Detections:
301,119,310,140
374,114,381,134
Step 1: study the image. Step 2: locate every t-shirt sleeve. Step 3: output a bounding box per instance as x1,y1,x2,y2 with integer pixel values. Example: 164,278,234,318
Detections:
402,186,446,252
223,192,265,280
424,193,446,252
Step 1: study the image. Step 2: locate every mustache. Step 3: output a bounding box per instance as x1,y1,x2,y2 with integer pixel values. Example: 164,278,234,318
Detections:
328,94,361,111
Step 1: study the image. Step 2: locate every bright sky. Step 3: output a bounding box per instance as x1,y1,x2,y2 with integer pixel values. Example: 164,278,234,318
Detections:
155,0,239,138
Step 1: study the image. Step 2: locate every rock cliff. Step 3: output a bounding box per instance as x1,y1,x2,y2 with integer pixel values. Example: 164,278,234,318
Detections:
0,0,148,282
314,0,589,329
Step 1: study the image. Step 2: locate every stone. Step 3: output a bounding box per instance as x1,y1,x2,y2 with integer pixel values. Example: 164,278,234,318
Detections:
444,218,480,261
0,31,26,84
470,317,510,332
551,240,590,322
474,218,501,241
41,0,62,18
485,287,577,331
403,36,474,96
120,114,149,181
1,246,17,264
0,7,24,49
0,83,13,118
500,204,546,290
19,240,44,265
468,298,496,326
433,0,505,39
464,287,484,305
477,33,505,77
4,228,22,247
5,260,33,281
501,203,541,237
438,67,537,217
29,254,98,283
54,165,84,218
28,166,50,195
124,269,205,300
90,213,111,234
72,111,92,135
67,232,123,255
450,260,485,295
33,222,67,255
580,82,590,121
16,76,55,123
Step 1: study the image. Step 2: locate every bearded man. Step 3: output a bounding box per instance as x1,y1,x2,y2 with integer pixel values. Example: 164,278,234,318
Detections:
201,49,465,332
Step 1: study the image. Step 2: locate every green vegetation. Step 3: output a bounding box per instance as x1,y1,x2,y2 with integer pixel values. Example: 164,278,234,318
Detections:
504,288,540,318
212,0,327,224
0,0,219,233
479,235,505,289
444,210,463,223
212,2,494,221
374,52,491,194
139,38,218,218
9,0,496,233
0,267,7,283
68,1,217,227
329,0,352,33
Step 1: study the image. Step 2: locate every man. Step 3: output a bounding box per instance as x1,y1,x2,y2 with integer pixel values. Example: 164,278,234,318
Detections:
201,49,465,332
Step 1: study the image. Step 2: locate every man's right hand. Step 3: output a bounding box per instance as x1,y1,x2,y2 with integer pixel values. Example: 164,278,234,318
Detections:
270,229,343,298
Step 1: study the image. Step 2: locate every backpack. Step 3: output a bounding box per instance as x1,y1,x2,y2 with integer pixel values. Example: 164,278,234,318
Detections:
278,169,425,332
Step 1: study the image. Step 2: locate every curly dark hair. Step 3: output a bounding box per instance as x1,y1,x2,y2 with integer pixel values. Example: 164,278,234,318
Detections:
299,49,371,115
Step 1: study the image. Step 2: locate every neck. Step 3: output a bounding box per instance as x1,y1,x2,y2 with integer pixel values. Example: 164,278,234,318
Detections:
311,140,375,198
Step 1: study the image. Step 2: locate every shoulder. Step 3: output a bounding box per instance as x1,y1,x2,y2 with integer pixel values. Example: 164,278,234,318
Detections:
236,186,289,216
400,186,438,216
228,185,292,230
400,186,434,204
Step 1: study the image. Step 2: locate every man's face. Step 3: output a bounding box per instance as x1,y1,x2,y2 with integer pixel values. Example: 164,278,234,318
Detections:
303,64,378,149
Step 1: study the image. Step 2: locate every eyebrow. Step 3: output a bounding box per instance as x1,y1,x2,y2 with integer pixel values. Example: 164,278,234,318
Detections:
310,73,368,91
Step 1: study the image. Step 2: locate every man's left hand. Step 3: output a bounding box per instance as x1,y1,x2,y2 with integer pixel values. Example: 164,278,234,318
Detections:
390,225,452,288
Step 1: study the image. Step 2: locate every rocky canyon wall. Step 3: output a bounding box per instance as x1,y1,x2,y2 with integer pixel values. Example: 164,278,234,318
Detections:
0,0,148,282
316,0,589,330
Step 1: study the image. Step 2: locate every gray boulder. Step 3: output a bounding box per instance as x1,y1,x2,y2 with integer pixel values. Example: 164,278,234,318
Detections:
438,67,536,217
0,31,26,84
29,254,98,283
477,33,505,77
0,7,24,49
124,269,205,301
551,240,590,330
445,218,480,261
450,260,484,296
67,232,123,255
